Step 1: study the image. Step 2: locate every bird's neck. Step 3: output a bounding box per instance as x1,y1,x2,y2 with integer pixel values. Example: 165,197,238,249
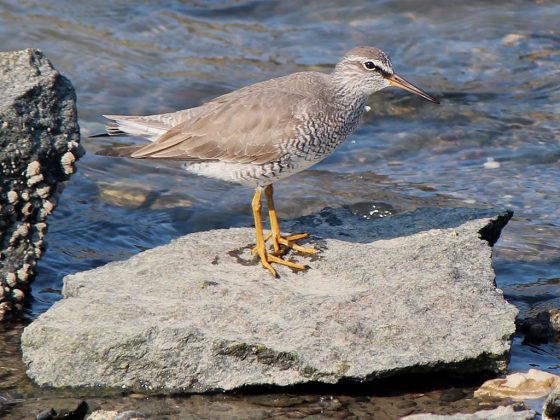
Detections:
329,73,369,110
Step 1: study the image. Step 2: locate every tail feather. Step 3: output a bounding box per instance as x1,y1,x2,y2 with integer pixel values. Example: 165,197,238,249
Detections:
101,114,170,142
106,122,128,137
90,115,167,157
94,110,195,142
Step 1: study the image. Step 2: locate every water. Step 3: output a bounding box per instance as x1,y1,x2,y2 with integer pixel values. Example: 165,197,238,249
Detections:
1,0,559,417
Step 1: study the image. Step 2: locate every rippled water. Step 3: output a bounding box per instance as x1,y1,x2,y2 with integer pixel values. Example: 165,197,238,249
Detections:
1,0,559,417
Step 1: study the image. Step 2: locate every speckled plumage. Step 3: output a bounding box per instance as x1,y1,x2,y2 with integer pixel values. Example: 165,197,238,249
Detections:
102,46,412,187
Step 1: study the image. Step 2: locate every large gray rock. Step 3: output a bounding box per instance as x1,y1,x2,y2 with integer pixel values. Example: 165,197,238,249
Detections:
0,49,83,320
21,207,516,392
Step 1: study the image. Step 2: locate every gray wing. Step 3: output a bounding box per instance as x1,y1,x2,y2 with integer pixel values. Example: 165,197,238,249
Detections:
130,73,329,165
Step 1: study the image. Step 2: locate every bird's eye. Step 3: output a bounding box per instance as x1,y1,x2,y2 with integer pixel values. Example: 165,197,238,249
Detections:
363,61,377,70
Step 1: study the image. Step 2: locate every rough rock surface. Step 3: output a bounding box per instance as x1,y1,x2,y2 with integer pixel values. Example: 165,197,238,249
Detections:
0,49,82,320
402,405,536,420
21,207,516,392
543,386,560,420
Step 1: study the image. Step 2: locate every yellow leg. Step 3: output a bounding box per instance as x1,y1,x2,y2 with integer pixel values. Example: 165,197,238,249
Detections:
252,188,276,277
266,184,282,254
264,185,318,255
251,187,308,277
252,232,272,255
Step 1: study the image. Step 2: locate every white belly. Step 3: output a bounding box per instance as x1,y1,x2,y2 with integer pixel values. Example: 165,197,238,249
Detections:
182,154,321,188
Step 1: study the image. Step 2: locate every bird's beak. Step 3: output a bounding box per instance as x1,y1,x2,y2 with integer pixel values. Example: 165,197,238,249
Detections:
386,74,440,104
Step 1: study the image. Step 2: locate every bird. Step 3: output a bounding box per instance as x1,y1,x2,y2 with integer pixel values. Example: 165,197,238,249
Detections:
96,46,439,277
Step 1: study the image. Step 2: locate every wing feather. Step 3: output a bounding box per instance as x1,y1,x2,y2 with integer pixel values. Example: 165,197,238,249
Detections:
131,90,308,164
109,71,332,165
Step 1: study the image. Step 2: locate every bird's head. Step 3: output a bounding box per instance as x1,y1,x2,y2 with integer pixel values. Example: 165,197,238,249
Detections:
334,46,439,103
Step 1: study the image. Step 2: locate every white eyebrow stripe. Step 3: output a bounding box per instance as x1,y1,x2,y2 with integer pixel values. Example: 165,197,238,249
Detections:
344,55,393,74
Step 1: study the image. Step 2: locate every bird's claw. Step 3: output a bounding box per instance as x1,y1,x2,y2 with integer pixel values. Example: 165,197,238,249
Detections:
252,232,317,257
262,253,307,277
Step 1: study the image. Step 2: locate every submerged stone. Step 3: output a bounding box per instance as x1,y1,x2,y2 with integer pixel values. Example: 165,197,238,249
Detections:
21,207,516,392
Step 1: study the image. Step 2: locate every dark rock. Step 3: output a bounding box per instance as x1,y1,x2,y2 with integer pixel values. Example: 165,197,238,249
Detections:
0,49,83,320
36,400,88,420
543,386,560,420
520,309,560,342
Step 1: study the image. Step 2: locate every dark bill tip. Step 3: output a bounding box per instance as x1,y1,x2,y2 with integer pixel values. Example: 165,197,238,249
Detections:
387,74,440,104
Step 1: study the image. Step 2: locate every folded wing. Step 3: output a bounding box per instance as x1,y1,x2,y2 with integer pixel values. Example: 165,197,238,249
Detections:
130,89,308,165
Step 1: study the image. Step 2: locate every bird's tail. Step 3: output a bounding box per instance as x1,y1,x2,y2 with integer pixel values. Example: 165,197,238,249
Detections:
90,111,191,143
93,115,169,141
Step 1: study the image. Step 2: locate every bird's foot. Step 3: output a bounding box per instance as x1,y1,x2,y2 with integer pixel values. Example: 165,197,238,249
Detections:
273,232,318,256
252,232,318,256
259,252,308,277
251,232,316,277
